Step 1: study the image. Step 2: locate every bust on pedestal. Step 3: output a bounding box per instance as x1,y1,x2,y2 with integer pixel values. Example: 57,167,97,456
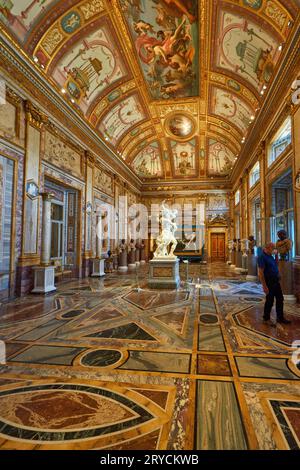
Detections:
276,230,295,302
148,202,180,289
240,239,248,274
128,239,136,269
246,235,258,281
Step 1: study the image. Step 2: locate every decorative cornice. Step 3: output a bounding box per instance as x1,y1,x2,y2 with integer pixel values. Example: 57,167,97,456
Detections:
25,100,48,129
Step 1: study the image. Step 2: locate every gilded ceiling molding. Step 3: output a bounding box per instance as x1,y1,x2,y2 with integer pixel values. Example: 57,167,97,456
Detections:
32,0,106,70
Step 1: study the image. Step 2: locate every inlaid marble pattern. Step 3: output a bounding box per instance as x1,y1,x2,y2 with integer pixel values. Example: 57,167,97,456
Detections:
0,262,300,450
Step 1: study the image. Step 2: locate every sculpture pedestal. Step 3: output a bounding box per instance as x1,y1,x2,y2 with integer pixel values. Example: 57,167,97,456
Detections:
148,258,180,290
32,266,56,294
91,258,105,277
128,250,136,270
278,260,297,302
240,254,248,274
230,251,236,268
235,252,243,272
246,254,258,281
118,250,128,272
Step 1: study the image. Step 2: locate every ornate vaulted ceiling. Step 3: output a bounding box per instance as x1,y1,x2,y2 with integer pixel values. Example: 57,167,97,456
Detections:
0,0,299,185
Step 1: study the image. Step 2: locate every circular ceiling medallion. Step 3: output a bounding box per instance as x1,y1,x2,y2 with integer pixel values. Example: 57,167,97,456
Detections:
164,112,196,140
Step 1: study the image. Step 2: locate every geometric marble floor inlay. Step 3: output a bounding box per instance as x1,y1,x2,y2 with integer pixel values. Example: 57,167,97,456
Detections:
1,262,300,450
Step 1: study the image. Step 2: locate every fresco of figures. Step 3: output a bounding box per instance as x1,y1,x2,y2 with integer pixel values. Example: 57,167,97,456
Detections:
132,142,162,178
208,139,235,176
51,25,127,114
215,9,280,90
98,94,146,145
120,0,199,99
170,139,197,176
211,87,254,133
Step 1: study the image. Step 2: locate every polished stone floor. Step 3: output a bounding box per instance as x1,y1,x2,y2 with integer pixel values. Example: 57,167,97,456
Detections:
0,262,299,450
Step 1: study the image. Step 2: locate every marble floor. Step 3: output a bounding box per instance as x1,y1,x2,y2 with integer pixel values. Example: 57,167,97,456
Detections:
0,262,299,450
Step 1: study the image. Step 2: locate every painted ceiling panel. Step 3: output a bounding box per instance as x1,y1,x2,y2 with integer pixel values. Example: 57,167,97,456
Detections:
131,141,163,178
214,7,281,92
98,93,147,145
119,0,199,100
169,138,198,177
207,139,236,176
211,86,255,134
50,22,128,114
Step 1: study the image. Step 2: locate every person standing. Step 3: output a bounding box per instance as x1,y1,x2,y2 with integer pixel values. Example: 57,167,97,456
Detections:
257,242,291,325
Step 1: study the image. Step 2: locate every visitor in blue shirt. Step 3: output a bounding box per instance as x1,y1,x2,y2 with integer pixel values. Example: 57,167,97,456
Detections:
257,242,291,325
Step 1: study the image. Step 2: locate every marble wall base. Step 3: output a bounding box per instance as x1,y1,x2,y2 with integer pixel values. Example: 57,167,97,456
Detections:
82,258,91,278
31,266,56,294
16,265,35,296
293,261,300,303
148,258,180,289
91,258,105,277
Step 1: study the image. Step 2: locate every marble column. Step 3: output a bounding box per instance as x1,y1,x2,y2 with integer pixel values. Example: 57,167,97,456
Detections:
32,192,56,294
91,214,105,277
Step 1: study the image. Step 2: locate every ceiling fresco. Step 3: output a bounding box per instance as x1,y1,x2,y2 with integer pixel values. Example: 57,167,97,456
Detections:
119,0,199,100
0,0,299,184
131,141,163,178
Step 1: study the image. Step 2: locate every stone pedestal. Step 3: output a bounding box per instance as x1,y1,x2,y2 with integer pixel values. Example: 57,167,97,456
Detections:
118,250,128,272
246,254,258,281
240,254,248,274
32,266,56,294
128,249,136,269
227,250,232,265
91,258,105,277
230,251,236,268
135,248,140,265
278,260,297,302
235,251,243,272
148,258,180,289
140,244,146,264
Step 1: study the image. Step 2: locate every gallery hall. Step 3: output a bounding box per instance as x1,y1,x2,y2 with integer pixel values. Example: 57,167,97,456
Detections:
0,0,300,453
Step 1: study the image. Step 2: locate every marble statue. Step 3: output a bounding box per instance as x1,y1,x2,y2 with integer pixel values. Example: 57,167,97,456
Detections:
232,239,237,251
276,230,293,260
153,202,178,258
228,240,234,251
248,235,256,254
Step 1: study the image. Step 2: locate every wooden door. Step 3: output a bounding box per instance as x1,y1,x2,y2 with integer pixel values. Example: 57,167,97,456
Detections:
211,233,225,261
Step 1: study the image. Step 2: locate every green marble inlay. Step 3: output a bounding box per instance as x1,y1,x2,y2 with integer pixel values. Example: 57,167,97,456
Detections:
9,345,85,366
119,351,190,373
86,323,156,341
196,380,247,450
235,357,300,380
81,349,122,367
198,326,225,352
